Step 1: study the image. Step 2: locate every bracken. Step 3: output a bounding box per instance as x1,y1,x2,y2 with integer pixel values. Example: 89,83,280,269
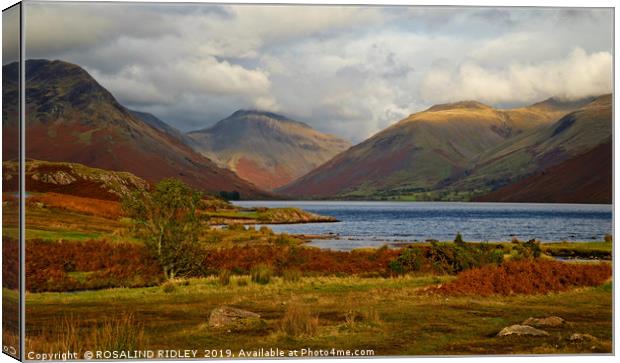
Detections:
432,259,611,296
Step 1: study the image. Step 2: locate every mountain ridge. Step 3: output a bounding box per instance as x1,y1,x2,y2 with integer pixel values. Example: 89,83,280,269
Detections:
278,94,610,201
2,59,270,199
187,109,351,190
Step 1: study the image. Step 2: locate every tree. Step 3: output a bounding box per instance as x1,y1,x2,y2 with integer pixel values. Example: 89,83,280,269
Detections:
122,179,204,279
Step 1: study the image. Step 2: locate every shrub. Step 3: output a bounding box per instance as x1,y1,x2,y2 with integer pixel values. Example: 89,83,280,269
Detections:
428,241,503,274
433,260,611,296
513,239,542,260
280,302,319,337
282,269,302,283
274,233,295,245
161,281,177,293
259,226,272,235
218,269,231,286
389,247,423,274
454,232,464,245
251,264,272,284
604,234,612,243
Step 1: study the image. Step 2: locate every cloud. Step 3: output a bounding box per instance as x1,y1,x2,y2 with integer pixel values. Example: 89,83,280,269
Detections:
90,56,274,110
420,48,612,105
20,3,614,141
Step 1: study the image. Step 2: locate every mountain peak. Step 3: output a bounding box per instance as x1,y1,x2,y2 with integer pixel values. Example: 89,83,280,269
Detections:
187,110,351,190
230,109,292,121
427,100,491,112
21,59,117,108
529,95,598,111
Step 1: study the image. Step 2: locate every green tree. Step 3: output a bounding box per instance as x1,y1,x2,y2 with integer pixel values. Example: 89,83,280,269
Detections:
122,179,204,279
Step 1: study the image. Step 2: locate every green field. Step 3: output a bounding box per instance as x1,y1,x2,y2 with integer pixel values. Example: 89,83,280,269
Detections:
25,275,612,356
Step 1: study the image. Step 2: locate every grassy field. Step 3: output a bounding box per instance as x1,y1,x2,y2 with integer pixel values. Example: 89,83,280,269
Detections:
25,275,612,356
4,191,613,357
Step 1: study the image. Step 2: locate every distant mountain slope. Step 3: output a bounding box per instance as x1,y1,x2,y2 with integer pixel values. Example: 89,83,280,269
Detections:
187,110,351,190
279,99,579,198
454,94,612,193
474,140,611,204
128,109,195,147
2,60,268,199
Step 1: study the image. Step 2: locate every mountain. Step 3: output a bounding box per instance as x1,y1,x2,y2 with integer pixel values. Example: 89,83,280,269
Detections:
278,98,585,198
2,60,268,199
452,94,612,193
187,110,351,190
128,109,196,148
474,140,611,204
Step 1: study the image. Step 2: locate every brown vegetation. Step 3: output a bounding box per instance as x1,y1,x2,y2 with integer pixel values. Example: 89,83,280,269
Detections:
280,302,319,337
23,239,161,292
28,193,122,219
433,260,611,296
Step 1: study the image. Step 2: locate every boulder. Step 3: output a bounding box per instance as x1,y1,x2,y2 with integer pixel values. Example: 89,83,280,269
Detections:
522,316,566,327
208,306,261,328
497,324,549,337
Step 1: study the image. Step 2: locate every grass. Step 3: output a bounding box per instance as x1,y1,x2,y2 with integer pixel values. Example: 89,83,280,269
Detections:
25,274,611,355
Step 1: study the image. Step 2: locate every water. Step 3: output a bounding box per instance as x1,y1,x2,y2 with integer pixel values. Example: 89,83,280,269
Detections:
233,201,612,251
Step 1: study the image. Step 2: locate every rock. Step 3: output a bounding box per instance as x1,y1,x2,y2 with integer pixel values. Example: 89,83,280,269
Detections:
522,316,566,327
208,306,260,328
569,333,598,342
497,324,549,337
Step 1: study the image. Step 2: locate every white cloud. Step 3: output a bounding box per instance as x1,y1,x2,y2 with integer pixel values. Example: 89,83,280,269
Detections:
420,48,612,105
21,3,613,141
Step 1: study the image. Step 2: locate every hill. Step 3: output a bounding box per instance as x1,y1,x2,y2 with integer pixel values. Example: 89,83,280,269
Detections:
187,110,350,190
474,140,611,204
278,99,581,198
454,94,612,194
1,60,268,199
2,159,148,201
128,109,196,148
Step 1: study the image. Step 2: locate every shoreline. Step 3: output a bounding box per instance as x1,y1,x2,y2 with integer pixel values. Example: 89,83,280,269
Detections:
296,234,612,260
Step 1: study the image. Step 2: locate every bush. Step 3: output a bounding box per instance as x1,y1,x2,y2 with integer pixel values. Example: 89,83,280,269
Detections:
161,281,177,293
513,239,542,260
454,232,464,245
389,247,423,274
604,234,612,243
433,260,611,296
218,269,231,286
251,264,272,285
274,233,295,246
282,269,302,283
280,302,319,337
429,241,503,274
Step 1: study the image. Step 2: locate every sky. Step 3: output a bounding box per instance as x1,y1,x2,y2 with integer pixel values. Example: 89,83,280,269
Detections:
15,1,614,142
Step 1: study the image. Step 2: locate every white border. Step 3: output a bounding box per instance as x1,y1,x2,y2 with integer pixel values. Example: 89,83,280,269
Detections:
0,2,617,363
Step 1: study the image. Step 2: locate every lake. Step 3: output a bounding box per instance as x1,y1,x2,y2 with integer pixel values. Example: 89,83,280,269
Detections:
233,201,613,251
